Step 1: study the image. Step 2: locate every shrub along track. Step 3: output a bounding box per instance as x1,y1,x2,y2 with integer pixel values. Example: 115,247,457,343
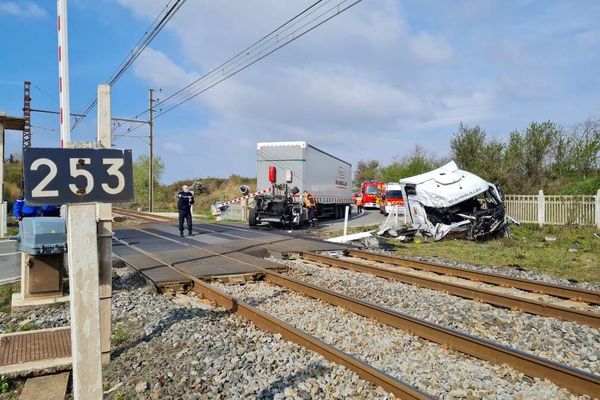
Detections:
114,230,600,399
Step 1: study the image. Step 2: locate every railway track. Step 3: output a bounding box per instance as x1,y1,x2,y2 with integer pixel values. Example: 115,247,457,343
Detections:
113,207,176,223
301,251,600,328
114,228,600,399
346,249,600,305
113,234,429,400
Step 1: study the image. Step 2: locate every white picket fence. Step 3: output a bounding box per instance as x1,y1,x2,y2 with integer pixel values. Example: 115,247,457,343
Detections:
504,189,600,227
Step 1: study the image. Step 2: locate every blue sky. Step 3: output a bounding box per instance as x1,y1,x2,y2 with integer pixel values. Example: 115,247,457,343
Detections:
1,0,599,182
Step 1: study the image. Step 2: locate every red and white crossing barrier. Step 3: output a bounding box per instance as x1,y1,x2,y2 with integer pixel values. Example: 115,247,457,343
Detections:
57,0,71,147
222,188,272,205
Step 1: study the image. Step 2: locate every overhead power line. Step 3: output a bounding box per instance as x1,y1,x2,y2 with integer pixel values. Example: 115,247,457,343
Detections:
112,0,363,137
71,0,187,131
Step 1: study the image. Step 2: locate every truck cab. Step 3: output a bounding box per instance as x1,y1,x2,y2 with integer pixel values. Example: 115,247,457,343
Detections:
379,183,404,216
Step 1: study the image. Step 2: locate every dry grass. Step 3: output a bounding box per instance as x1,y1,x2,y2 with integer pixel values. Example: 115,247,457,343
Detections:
393,224,600,283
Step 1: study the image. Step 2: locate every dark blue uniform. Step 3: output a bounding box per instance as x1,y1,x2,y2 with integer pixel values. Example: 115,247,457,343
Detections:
177,190,194,236
13,198,42,220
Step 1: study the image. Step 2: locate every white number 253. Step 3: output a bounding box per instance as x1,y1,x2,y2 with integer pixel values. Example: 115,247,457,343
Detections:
31,157,126,198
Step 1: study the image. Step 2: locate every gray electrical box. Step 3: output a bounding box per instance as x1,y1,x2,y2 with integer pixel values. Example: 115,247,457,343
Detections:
19,217,67,255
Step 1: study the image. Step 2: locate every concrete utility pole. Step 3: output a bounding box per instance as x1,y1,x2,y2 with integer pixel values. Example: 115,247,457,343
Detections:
58,1,103,398
148,89,155,212
97,85,113,365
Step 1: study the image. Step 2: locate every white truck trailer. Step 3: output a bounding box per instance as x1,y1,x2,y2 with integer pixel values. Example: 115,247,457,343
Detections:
251,141,352,226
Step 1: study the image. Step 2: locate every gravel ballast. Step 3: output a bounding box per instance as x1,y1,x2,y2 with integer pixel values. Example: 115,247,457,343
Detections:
391,252,600,292
216,280,588,400
274,257,600,376
1,264,397,399
106,270,395,399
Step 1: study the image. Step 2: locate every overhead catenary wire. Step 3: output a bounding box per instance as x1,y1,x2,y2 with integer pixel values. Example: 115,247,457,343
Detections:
112,0,363,137
151,0,331,113
112,0,331,136
32,84,58,101
71,0,187,131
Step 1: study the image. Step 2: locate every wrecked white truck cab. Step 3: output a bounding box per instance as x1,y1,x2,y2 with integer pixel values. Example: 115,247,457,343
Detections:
384,161,509,241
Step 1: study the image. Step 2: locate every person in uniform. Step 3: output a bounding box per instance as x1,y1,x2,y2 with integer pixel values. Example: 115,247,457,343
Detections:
12,196,41,220
355,193,364,213
177,185,194,237
303,191,318,227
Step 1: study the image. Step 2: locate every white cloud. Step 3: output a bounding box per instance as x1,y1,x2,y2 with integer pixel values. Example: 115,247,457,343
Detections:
163,141,185,154
115,0,600,180
133,48,199,90
0,1,46,18
407,32,454,63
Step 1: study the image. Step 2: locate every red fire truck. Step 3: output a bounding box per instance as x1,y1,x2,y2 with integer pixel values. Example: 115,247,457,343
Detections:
360,181,384,209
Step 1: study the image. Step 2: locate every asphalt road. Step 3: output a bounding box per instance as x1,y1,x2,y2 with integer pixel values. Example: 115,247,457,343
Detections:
0,208,386,284
0,240,20,284
317,207,386,231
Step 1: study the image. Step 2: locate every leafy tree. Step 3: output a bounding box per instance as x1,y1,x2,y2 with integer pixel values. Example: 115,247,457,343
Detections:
403,145,438,177
450,123,487,172
552,133,574,179
570,117,600,178
132,154,165,208
521,121,560,187
379,159,403,183
478,140,506,185
378,146,441,182
354,160,380,185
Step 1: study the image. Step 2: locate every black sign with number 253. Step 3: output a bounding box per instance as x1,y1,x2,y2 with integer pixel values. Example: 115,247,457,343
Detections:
23,147,134,205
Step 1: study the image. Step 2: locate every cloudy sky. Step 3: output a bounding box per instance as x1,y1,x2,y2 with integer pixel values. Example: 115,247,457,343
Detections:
1,0,599,182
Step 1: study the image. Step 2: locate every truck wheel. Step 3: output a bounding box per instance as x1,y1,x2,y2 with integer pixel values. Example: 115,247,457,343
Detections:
248,208,257,226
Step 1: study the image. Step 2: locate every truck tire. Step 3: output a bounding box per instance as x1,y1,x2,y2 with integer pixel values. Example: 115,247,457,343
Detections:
248,208,257,226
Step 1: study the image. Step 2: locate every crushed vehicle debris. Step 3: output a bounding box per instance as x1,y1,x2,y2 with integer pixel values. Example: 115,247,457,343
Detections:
379,161,513,241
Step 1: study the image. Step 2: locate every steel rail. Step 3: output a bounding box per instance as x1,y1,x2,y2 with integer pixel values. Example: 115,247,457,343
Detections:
261,269,600,398
192,281,432,400
347,249,600,305
113,207,176,222
113,235,431,400
301,252,600,328
118,229,600,398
